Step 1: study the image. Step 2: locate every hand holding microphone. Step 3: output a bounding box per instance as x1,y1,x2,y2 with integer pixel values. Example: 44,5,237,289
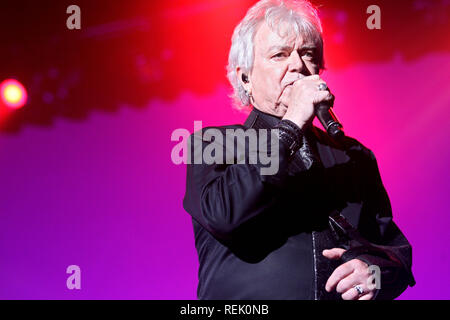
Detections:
280,74,344,139
315,82,344,139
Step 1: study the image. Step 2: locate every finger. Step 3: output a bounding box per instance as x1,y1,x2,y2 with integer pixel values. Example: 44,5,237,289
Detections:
358,292,374,300
293,75,320,84
341,287,360,301
291,77,322,87
342,284,374,300
325,262,354,292
336,273,360,294
326,93,335,102
314,90,333,104
303,74,320,81
322,248,346,260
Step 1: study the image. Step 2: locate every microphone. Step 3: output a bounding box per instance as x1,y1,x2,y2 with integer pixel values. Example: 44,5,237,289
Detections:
315,100,344,139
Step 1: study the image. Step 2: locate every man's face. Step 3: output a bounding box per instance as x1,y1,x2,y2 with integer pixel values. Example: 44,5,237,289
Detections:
246,21,320,117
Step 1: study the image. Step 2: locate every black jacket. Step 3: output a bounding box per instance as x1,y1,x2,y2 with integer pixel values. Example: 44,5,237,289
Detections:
183,107,415,300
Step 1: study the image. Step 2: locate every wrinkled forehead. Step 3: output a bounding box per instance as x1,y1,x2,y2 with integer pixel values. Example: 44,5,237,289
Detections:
254,21,314,54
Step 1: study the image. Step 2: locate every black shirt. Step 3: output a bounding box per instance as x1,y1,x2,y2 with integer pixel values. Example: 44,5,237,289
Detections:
183,107,415,300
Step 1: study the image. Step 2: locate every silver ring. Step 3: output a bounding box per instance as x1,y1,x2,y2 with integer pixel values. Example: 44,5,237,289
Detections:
318,83,328,91
354,285,364,295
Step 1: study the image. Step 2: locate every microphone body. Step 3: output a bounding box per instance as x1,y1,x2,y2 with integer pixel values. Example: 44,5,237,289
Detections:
315,101,344,139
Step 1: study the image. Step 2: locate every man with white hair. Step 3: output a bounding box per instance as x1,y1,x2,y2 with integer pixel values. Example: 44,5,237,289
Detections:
183,0,415,300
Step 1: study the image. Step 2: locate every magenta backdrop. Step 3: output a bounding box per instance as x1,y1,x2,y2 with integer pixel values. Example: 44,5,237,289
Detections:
0,0,449,299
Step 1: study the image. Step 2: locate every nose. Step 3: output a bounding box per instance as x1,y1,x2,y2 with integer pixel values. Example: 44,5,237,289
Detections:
288,50,310,76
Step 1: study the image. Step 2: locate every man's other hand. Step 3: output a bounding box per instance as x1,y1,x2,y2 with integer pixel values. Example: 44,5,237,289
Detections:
323,248,376,300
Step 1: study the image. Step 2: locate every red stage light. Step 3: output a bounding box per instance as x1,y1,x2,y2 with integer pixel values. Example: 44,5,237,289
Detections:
0,79,28,109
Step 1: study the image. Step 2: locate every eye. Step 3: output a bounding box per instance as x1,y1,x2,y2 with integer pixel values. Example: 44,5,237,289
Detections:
302,51,314,59
272,52,288,59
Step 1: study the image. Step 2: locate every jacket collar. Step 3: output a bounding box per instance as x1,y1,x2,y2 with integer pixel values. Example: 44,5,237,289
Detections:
244,107,281,129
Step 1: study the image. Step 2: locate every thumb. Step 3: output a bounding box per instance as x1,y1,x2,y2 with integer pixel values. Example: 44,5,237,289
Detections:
322,248,346,260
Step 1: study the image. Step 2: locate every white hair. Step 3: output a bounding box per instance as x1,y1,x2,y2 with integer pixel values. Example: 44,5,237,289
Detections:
226,0,325,110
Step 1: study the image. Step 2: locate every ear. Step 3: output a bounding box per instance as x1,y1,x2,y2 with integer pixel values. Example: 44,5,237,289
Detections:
237,67,252,93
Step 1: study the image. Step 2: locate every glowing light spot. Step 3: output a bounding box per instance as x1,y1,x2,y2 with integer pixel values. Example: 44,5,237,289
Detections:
1,79,27,109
